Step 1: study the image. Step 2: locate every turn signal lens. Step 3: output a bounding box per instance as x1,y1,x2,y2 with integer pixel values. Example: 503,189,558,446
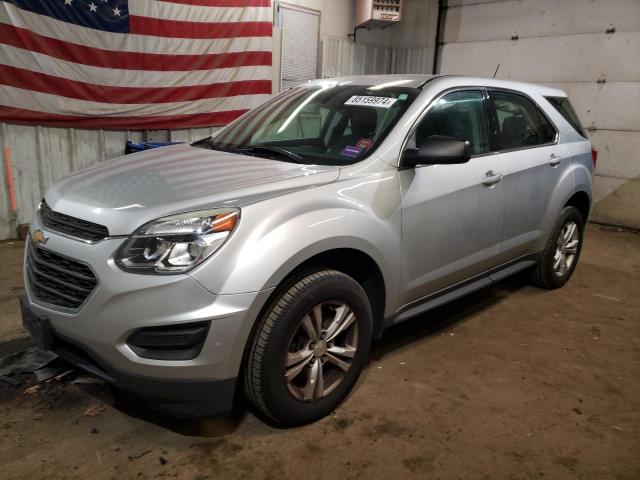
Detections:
212,212,238,233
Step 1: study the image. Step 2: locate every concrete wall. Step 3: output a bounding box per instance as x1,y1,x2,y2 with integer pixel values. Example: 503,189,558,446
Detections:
439,0,640,229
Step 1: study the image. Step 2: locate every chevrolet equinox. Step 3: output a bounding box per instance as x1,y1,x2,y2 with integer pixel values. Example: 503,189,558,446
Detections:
22,75,595,426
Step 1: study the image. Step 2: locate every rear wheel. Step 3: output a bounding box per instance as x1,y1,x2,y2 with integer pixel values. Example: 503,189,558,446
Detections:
530,206,584,289
244,269,372,426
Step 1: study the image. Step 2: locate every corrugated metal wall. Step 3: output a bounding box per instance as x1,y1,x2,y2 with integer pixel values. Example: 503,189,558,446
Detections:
0,124,217,240
440,0,640,229
391,46,433,74
322,36,433,77
321,36,392,77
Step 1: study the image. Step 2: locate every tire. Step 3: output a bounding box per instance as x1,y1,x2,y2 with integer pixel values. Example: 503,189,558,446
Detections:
530,206,584,289
243,269,372,427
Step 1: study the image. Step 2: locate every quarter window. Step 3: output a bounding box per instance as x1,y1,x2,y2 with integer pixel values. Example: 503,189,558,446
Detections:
490,91,556,150
545,96,587,138
415,90,490,155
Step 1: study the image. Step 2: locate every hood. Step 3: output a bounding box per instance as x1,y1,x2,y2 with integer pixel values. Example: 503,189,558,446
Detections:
45,144,339,235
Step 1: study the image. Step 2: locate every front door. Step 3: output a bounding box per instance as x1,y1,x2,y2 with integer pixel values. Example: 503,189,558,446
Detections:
399,90,506,305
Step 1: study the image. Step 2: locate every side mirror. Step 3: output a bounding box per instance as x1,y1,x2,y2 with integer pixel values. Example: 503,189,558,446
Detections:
402,135,472,168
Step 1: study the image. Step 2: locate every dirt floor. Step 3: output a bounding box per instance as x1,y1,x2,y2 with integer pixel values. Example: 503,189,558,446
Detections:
0,224,639,480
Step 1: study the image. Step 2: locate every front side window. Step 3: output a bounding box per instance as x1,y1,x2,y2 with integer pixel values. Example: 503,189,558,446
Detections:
490,91,556,150
194,84,419,166
414,90,490,155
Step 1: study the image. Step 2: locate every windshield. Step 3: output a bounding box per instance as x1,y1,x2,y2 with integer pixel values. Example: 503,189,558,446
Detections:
193,84,420,166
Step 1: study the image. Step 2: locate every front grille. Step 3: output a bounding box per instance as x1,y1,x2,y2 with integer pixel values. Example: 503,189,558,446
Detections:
25,240,97,309
40,200,109,242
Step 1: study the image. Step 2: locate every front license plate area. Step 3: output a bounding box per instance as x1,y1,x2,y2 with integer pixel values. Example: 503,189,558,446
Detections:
21,299,55,350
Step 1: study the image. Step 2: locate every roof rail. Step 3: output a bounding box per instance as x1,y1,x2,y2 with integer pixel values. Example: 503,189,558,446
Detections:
417,75,443,88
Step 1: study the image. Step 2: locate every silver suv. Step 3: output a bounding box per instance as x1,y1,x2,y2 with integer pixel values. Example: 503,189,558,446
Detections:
22,75,594,426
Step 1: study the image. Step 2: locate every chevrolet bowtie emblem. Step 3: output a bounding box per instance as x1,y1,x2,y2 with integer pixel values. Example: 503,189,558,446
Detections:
32,229,49,246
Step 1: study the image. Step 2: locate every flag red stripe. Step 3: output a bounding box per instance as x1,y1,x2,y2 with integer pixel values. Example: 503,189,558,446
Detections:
0,24,272,71
0,106,247,129
0,65,272,103
130,16,272,39
161,0,271,6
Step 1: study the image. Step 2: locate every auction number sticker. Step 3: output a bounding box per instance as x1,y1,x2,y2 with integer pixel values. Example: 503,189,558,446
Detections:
345,96,398,108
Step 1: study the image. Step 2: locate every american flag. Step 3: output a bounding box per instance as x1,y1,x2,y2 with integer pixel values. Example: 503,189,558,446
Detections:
0,0,273,129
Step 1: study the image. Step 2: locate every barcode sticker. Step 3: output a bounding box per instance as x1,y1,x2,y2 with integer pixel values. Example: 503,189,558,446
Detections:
345,96,398,108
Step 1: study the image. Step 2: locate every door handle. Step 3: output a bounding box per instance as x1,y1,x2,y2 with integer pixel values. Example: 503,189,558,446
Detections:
482,170,503,186
549,154,562,167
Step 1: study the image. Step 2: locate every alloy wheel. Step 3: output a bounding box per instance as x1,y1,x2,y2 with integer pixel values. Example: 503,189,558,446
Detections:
284,301,358,401
553,221,580,277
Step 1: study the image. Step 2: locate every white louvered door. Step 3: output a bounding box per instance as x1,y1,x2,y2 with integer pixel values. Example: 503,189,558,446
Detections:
279,5,320,91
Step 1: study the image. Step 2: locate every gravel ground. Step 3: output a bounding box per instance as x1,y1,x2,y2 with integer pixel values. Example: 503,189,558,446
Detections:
0,224,639,480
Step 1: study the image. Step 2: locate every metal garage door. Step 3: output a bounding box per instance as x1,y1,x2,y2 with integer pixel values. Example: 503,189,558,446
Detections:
438,0,640,229
279,5,320,90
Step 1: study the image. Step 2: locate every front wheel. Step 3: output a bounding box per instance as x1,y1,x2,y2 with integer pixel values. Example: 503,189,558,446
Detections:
530,206,584,289
243,269,372,426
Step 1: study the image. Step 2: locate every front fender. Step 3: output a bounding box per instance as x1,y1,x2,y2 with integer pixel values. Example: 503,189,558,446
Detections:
188,165,403,317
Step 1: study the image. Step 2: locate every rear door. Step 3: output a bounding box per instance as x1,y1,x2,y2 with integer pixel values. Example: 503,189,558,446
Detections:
486,90,568,262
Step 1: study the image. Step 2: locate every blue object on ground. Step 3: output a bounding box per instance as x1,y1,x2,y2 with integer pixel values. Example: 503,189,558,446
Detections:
125,141,182,154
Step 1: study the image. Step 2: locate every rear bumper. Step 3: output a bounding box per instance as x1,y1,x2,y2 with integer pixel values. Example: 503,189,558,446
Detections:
21,295,236,416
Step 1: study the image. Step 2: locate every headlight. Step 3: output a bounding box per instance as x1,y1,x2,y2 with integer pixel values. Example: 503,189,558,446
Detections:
115,208,239,274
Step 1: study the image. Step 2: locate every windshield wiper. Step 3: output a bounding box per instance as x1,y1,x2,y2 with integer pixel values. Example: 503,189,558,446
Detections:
194,139,307,164
192,137,235,153
243,145,307,164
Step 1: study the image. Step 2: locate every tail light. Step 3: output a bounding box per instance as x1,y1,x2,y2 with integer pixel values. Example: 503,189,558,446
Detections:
591,146,598,168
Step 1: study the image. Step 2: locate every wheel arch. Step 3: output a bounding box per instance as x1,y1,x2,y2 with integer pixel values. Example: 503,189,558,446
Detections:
259,247,388,339
564,190,591,224
238,247,388,400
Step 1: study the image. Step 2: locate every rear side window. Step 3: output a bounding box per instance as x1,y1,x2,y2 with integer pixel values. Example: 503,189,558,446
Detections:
489,91,556,150
545,96,587,138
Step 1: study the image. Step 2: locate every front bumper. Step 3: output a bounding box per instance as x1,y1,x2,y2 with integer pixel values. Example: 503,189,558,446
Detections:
22,218,273,416
22,296,236,416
